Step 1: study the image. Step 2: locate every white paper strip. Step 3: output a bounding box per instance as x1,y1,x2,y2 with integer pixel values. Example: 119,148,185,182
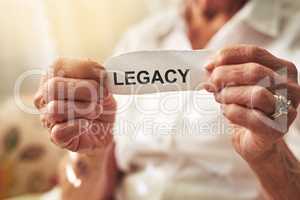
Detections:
104,49,214,95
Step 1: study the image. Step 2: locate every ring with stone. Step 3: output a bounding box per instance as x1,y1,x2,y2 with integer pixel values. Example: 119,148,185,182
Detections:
271,94,292,119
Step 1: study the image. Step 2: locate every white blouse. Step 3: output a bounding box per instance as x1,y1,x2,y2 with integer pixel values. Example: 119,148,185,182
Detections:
113,0,300,200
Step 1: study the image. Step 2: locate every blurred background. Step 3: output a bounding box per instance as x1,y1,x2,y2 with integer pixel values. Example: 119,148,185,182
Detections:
0,0,179,199
0,0,180,102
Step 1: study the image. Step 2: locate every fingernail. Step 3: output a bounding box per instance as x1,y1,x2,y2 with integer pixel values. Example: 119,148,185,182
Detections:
214,93,220,101
203,57,215,71
204,63,215,71
203,83,216,93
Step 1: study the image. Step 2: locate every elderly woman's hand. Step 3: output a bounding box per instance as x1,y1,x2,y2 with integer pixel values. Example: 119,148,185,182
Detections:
204,45,300,164
34,58,117,155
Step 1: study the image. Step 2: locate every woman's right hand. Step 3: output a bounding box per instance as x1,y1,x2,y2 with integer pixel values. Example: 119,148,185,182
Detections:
34,58,117,155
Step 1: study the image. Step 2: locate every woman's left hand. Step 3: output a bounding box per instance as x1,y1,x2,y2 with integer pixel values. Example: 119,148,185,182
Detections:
204,45,300,164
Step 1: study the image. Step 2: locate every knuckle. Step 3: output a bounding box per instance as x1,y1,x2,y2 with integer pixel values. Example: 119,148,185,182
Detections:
253,87,269,100
248,63,264,75
216,49,230,65
211,67,225,87
33,92,43,109
224,104,238,119
246,46,267,60
47,100,59,111
246,63,267,82
51,125,65,144
252,87,274,111
46,101,64,122
286,61,298,75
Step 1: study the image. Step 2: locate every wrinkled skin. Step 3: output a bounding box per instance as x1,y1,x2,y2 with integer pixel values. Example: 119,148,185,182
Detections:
203,45,300,163
34,58,117,155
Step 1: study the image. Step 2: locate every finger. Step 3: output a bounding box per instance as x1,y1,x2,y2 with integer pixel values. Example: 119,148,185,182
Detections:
34,58,106,109
222,104,297,141
214,86,275,115
205,63,300,107
50,119,90,148
75,122,114,154
51,119,113,152
206,45,298,81
207,63,277,90
42,77,107,104
41,100,103,124
51,58,106,81
34,74,49,109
